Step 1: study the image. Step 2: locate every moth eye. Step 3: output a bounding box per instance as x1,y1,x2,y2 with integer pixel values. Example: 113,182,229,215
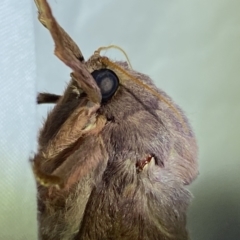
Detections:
91,69,119,102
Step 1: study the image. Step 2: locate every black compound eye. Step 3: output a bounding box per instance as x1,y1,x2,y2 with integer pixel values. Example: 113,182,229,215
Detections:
91,69,119,102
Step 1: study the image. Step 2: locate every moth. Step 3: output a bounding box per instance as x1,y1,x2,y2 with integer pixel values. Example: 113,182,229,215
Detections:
32,0,198,239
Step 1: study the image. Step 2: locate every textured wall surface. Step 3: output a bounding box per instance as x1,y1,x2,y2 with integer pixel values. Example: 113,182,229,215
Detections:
0,0,38,239
33,0,240,239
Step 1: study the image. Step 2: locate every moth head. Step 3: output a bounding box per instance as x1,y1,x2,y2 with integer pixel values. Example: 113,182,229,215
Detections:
80,45,184,127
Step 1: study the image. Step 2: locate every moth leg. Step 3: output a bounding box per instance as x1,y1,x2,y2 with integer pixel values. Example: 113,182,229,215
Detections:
50,116,107,189
37,92,61,104
34,0,101,103
42,102,99,159
33,102,106,188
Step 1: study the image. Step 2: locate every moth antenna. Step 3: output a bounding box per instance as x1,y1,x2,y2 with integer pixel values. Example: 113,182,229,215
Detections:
100,57,186,127
96,45,132,69
34,0,85,62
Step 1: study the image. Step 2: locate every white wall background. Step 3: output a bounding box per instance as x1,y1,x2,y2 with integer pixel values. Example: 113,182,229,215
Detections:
0,0,38,239
33,0,240,239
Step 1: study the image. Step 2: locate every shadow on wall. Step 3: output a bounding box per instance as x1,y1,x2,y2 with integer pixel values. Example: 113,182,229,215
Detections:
188,167,240,240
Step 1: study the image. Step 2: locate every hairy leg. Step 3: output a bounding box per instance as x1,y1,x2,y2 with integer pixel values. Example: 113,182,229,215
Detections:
37,92,61,104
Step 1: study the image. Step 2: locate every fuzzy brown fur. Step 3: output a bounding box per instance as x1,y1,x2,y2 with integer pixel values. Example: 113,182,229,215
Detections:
33,1,198,239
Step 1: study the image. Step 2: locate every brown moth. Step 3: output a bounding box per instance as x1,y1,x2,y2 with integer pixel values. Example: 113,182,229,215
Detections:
32,0,198,239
